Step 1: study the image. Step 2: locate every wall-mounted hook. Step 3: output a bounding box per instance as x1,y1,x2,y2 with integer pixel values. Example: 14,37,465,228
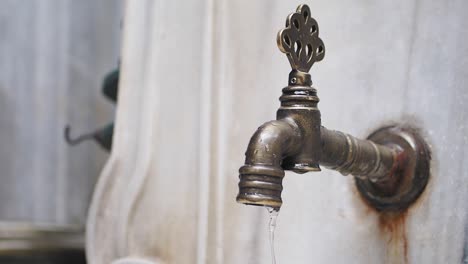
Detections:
64,68,119,152
64,124,114,151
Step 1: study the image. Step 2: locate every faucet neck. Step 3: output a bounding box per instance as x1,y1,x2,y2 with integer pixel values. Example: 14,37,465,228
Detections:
280,70,319,110
288,70,312,86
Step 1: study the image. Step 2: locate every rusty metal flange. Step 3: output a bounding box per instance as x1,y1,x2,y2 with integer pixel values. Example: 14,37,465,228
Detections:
355,125,431,211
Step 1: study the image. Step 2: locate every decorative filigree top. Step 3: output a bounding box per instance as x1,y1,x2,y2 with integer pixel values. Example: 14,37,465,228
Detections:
277,4,325,73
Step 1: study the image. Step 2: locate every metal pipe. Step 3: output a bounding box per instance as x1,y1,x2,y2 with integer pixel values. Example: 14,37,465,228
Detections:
320,127,397,181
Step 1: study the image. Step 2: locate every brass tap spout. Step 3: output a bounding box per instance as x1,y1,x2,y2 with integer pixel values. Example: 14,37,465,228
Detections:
236,4,430,212
237,119,301,209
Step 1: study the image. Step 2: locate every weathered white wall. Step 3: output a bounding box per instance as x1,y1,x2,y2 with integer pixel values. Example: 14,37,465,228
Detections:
0,0,122,226
87,0,468,263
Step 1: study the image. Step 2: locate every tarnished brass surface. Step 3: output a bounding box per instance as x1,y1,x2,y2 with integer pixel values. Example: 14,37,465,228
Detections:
236,4,430,211
320,127,397,181
238,119,302,207
277,4,325,72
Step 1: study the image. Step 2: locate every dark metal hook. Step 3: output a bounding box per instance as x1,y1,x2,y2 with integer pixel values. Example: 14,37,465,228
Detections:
64,124,113,151
64,125,96,146
64,68,118,151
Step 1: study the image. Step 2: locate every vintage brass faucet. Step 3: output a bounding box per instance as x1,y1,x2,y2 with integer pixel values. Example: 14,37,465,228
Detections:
236,4,430,211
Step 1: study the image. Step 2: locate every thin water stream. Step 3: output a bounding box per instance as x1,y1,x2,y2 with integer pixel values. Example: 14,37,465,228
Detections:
267,207,279,264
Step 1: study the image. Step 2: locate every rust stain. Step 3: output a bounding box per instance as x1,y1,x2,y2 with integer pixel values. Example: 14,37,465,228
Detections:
377,149,409,196
353,180,432,264
374,149,411,263
377,211,409,264
353,196,412,264
351,121,434,264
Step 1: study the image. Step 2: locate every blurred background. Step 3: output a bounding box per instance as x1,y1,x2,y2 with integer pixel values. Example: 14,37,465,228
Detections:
0,1,122,262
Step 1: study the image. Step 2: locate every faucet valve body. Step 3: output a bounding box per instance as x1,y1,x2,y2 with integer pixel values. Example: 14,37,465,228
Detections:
236,4,430,211
279,70,322,173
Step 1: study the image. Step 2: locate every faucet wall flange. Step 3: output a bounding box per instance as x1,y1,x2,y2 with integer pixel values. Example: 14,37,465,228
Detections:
355,126,431,211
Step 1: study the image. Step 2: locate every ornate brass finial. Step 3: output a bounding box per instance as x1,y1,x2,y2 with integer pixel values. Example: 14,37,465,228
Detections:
277,4,325,73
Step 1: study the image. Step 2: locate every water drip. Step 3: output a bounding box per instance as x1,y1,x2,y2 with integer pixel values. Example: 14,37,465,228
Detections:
266,207,280,264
